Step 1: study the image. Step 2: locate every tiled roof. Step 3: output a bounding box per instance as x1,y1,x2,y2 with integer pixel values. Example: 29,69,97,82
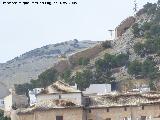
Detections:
89,92,160,108
17,99,82,114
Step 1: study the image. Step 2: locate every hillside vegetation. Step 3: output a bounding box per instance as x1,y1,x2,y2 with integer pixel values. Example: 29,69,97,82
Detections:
15,0,160,94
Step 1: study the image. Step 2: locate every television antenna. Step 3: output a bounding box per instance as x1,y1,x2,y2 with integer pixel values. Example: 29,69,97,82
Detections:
133,0,138,13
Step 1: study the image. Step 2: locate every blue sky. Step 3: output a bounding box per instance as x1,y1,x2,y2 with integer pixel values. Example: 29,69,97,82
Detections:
0,0,157,63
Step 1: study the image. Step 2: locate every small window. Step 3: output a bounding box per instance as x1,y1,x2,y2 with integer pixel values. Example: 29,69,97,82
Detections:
59,95,61,99
141,116,146,120
107,108,109,112
56,116,63,120
142,106,144,110
124,107,127,111
106,118,111,120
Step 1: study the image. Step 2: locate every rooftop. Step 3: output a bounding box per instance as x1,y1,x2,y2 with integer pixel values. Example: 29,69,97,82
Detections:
37,80,81,95
17,99,82,114
89,92,160,108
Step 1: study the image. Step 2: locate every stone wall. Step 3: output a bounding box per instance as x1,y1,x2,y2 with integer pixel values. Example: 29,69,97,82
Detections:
115,16,136,38
87,104,160,120
13,108,85,120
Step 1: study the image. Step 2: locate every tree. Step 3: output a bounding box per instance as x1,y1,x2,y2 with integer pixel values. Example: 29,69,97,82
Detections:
37,68,58,87
0,110,10,120
102,41,112,49
74,70,93,90
14,83,33,95
128,60,142,76
142,59,158,78
132,23,141,37
114,54,129,67
15,68,58,95
61,69,72,83
134,42,146,57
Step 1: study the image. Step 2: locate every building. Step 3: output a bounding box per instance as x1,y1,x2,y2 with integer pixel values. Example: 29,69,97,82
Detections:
86,92,160,120
12,81,160,120
4,90,28,116
83,84,111,95
36,80,82,105
132,85,150,93
12,99,85,120
29,88,44,106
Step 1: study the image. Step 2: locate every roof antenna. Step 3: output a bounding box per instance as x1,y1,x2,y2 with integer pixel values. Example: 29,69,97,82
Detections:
133,0,138,13
108,30,114,40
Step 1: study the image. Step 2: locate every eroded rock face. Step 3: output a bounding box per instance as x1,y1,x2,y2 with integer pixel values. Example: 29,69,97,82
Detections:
115,16,136,38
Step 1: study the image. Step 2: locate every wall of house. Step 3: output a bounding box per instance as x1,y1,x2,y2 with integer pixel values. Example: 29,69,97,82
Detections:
4,94,28,112
4,94,12,112
14,108,85,120
37,93,82,105
87,104,160,120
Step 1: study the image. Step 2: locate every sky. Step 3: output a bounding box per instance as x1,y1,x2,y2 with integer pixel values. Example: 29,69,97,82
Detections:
0,0,157,63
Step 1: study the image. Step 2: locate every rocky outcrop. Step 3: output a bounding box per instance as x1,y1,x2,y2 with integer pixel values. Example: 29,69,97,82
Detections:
115,16,136,38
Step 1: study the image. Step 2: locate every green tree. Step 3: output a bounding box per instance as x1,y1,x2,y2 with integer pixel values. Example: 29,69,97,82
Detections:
128,60,142,76
102,41,112,49
14,83,33,95
74,70,93,90
0,110,10,120
142,59,158,78
37,68,58,87
133,42,145,57
61,69,72,83
114,54,129,67
132,23,141,37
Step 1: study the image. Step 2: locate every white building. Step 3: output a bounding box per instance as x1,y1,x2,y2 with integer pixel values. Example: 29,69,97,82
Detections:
83,84,111,95
132,85,150,93
29,88,44,106
36,80,82,105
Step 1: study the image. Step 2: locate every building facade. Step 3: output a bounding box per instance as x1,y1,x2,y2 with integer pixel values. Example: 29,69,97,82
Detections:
12,81,160,120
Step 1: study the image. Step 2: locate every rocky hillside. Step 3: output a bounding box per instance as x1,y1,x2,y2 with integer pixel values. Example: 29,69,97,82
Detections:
6,1,160,96
57,1,160,92
0,39,98,95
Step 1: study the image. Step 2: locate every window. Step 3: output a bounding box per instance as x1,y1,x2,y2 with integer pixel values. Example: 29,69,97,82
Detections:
124,107,127,111
141,116,146,120
106,118,111,120
124,117,128,120
107,108,109,112
56,116,63,120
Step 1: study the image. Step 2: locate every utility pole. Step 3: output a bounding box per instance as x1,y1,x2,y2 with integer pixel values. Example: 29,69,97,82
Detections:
108,30,114,40
133,0,138,13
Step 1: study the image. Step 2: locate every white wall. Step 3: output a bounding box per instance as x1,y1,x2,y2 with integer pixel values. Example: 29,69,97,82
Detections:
84,84,111,95
4,94,12,111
